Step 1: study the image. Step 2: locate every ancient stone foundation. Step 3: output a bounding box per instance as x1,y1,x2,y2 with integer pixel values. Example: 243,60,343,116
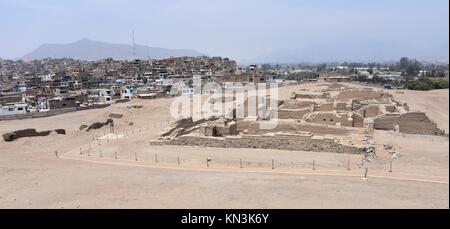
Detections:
374,112,445,135
153,132,364,154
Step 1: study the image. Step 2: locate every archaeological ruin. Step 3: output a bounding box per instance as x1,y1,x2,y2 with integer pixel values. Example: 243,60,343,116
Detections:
151,83,446,155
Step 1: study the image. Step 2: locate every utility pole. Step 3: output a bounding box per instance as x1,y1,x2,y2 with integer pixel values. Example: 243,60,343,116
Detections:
132,30,136,59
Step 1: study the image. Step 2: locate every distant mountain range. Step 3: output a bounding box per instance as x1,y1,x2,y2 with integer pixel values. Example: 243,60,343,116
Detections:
20,38,449,64
22,39,204,60
248,40,449,64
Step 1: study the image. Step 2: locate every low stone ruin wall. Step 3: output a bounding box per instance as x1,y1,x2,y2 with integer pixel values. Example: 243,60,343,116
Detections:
357,105,380,118
278,108,312,119
374,112,445,135
237,120,351,136
161,117,218,138
79,119,114,132
281,101,316,109
157,133,364,154
335,89,392,101
3,128,66,142
305,112,353,127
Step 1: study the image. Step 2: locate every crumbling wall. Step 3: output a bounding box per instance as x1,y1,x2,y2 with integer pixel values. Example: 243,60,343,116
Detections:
291,93,318,100
237,121,351,136
384,105,397,113
374,112,444,135
305,112,353,127
281,101,316,109
161,117,213,138
161,133,364,154
3,128,66,142
85,119,114,131
316,103,334,112
397,112,443,135
373,114,399,130
336,89,392,101
357,105,380,118
335,102,350,112
352,113,365,128
199,119,238,137
278,108,312,119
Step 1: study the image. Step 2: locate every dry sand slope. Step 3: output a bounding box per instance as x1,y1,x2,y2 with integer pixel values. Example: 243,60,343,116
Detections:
0,84,448,208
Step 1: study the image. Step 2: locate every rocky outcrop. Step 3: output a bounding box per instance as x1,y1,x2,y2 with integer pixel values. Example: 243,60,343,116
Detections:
108,113,123,119
3,128,66,142
85,119,114,131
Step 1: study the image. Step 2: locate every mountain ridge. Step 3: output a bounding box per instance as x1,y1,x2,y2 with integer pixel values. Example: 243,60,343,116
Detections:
22,39,204,60
246,40,449,64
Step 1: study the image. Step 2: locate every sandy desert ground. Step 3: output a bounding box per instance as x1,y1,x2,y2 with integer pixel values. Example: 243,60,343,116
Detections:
0,83,448,208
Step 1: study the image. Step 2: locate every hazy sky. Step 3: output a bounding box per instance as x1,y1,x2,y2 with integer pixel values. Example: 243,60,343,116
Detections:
0,0,448,60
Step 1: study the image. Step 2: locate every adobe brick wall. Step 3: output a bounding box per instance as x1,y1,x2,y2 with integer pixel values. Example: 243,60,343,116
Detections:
336,89,392,101
278,108,312,119
357,105,380,118
374,112,444,135
161,133,364,154
237,120,350,135
305,112,353,127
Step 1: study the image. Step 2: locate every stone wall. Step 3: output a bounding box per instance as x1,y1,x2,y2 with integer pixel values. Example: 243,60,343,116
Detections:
316,103,334,112
161,117,212,138
374,112,444,135
336,89,392,101
373,114,399,130
278,108,312,119
159,133,364,154
357,105,380,118
352,113,365,128
237,121,351,136
305,112,353,127
281,101,316,109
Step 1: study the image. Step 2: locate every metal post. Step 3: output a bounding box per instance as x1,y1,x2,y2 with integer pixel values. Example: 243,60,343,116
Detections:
135,152,138,161
272,159,275,170
312,160,316,170
115,152,118,160
347,160,350,171
55,150,58,158
240,159,243,168
389,161,393,173
206,158,210,167
80,148,82,155
364,167,368,179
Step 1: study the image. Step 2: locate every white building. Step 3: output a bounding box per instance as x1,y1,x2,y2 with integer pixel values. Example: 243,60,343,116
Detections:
39,73,55,82
121,88,133,100
0,103,27,116
99,89,113,104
